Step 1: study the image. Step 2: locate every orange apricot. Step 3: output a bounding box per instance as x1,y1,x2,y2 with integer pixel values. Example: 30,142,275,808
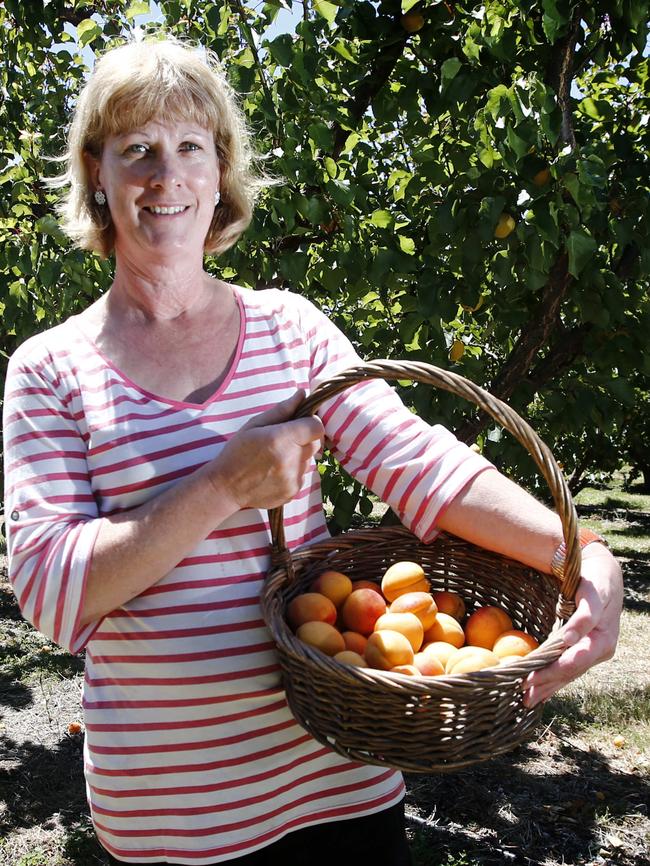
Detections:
420,640,459,669
423,612,465,648
464,605,513,649
365,630,414,671
374,612,424,653
310,570,353,608
287,592,337,630
333,650,366,667
296,621,346,656
492,630,539,658
446,646,500,674
391,664,421,676
413,652,445,676
341,588,387,636
432,590,466,622
341,631,368,656
389,591,438,631
499,655,526,665
351,579,384,595
381,561,429,602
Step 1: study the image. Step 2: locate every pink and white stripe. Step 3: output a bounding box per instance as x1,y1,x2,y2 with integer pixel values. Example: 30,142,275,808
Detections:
3,287,491,863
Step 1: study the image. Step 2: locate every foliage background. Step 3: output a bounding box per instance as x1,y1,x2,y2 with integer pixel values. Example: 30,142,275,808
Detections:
1,0,649,528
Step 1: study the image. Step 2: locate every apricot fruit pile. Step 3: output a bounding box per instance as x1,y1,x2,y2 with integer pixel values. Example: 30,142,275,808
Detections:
287,561,540,676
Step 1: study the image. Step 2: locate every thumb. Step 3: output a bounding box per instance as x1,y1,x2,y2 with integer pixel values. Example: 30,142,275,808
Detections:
559,593,602,648
243,389,307,430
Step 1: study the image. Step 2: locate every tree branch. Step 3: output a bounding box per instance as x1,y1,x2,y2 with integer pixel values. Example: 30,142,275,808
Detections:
526,322,593,392
456,252,573,444
331,2,410,159
545,8,583,149
56,6,99,27
232,0,278,142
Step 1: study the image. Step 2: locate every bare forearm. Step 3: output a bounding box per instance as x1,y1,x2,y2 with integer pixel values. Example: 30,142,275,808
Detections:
80,463,238,627
78,391,324,628
436,468,564,574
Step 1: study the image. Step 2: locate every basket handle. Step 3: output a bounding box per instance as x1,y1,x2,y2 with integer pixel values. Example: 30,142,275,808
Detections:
268,360,581,620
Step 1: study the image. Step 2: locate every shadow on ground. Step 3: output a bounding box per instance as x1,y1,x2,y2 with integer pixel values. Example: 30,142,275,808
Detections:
0,671,33,711
405,720,650,866
0,731,108,865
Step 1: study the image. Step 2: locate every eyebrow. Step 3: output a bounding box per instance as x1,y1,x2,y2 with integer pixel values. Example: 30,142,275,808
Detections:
113,126,211,142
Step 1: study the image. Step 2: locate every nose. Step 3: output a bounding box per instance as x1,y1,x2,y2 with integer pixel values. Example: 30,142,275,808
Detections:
149,151,181,188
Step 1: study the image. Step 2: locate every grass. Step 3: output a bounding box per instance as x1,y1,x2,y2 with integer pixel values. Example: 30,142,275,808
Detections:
1,476,648,866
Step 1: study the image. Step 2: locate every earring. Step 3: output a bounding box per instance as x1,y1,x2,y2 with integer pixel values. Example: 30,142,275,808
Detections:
214,190,221,207
94,189,106,205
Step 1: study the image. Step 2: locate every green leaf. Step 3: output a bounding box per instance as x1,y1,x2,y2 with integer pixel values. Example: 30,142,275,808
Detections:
35,214,68,246
332,38,356,63
125,1,150,19
342,132,359,154
268,34,294,67
76,19,101,47
567,230,597,278
541,0,569,43
324,157,337,178
313,0,338,25
370,209,392,228
399,235,416,255
441,57,462,91
506,125,529,159
607,377,635,406
308,121,333,152
279,251,309,285
401,0,420,12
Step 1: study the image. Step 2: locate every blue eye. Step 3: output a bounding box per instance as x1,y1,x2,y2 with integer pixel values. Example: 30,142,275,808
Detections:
181,142,200,151
126,143,148,155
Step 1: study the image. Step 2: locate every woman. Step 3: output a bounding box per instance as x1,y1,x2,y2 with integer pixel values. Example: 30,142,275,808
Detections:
3,37,622,866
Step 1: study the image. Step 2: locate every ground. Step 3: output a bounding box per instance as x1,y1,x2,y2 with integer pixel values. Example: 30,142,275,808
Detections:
0,478,648,866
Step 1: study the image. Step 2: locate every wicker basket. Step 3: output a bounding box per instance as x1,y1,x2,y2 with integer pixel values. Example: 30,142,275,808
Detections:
261,360,581,773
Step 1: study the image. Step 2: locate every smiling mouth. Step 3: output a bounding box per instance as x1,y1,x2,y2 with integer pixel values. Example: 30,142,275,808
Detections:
144,205,189,215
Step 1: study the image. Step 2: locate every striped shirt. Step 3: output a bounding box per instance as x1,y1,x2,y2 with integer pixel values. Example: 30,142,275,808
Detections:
3,287,491,863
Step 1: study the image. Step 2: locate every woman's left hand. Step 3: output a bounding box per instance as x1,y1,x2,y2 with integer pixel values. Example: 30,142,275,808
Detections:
523,543,623,708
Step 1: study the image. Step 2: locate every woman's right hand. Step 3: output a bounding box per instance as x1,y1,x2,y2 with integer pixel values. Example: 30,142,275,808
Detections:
208,390,325,512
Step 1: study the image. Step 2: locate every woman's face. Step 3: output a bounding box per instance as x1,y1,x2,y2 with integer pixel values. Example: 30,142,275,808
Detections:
88,118,219,262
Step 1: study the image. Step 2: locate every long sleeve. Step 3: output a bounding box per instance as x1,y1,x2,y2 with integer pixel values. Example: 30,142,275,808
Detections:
3,342,102,653
296,295,494,540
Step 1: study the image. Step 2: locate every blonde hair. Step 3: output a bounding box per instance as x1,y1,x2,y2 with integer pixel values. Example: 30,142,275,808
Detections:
52,37,272,257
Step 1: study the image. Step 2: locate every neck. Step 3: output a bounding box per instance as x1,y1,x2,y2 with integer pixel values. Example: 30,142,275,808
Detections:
109,249,214,322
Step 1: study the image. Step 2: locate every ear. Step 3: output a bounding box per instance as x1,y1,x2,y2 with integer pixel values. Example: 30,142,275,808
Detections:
83,150,102,192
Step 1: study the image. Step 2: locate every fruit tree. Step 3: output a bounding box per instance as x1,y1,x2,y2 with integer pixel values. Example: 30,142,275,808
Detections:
1,0,648,526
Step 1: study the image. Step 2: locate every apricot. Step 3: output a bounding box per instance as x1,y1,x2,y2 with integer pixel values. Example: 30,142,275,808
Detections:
492,630,539,658
432,590,466,622
341,631,368,656
413,652,445,676
310,570,353,608
333,650,366,667
391,664,421,676
381,561,429,602
420,640,459,670
499,655,525,665
341,588,387,636
464,605,513,649
287,592,337,630
423,612,465,648
351,579,384,595
446,646,500,674
374,612,424,653
389,591,438,631
365,630,414,671
296,621,346,656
